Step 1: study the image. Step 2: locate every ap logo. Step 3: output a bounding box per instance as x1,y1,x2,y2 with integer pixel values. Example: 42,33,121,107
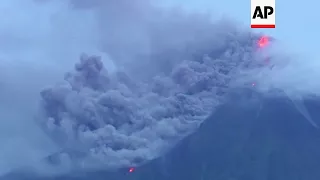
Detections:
251,0,275,28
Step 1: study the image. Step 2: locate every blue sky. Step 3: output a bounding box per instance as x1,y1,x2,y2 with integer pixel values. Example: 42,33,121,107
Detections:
161,0,320,60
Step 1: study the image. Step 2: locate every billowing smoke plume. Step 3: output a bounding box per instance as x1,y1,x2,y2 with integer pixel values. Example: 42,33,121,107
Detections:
37,1,264,170
2,0,316,177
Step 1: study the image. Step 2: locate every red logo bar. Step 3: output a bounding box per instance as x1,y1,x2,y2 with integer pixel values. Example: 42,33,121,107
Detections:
251,24,275,28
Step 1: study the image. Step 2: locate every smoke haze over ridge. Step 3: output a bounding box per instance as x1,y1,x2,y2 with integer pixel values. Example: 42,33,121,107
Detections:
0,0,319,178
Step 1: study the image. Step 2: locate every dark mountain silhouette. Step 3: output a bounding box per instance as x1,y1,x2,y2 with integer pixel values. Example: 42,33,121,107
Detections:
4,96,320,180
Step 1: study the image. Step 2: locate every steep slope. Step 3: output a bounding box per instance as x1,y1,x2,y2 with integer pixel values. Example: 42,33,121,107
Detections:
4,97,320,180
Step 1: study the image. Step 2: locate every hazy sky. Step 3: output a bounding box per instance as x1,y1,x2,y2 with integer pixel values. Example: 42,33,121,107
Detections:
0,0,319,176
161,0,320,60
